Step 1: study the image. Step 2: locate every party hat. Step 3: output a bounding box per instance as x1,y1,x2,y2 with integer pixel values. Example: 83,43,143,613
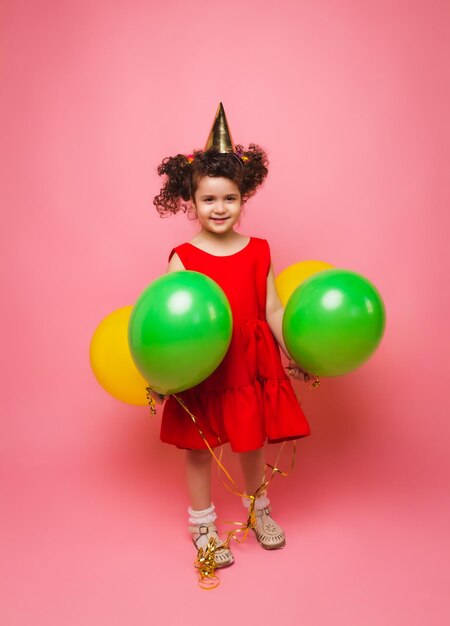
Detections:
204,102,236,153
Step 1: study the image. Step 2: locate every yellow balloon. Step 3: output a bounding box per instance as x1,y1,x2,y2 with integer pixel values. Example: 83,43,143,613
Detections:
90,306,149,406
276,260,335,307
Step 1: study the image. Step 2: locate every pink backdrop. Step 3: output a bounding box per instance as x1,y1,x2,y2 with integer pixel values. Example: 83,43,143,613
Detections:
2,0,449,623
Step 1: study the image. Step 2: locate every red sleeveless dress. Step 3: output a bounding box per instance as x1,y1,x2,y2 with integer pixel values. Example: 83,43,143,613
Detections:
160,237,311,453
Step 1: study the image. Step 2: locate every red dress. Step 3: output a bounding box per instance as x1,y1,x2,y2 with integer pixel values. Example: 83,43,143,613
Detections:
160,237,311,453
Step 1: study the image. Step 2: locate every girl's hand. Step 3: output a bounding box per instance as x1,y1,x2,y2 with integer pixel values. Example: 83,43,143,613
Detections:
146,388,167,405
286,360,313,383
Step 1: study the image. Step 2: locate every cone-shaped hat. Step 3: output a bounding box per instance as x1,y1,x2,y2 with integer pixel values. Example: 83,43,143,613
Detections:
204,102,236,153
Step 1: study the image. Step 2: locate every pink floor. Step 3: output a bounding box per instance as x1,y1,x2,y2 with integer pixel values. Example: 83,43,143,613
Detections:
2,374,449,625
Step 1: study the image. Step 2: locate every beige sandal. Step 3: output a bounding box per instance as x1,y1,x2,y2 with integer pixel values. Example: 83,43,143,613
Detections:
189,523,234,568
252,506,286,550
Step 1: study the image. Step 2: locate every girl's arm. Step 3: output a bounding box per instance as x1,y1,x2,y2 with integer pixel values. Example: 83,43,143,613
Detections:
266,265,290,358
265,264,312,382
167,251,185,272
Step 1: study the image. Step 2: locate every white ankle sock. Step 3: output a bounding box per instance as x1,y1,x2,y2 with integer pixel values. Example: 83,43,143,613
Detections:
188,503,217,526
242,491,270,511
188,504,219,550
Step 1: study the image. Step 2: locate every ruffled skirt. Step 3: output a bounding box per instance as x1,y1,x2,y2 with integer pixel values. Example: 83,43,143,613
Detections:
160,319,311,452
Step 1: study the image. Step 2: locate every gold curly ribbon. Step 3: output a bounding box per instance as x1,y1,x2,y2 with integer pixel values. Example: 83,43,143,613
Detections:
172,393,299,589
285,368,321,391
173,394,241,488
145,384,315,589
145,386,157,415
221,441,298,548
194,537,221,591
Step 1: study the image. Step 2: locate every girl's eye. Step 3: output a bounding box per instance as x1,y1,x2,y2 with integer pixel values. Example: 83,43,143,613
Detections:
227,196,237,201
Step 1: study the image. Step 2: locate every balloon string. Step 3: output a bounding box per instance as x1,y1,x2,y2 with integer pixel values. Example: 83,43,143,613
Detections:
145,387,157,415
173,394,241,488
193,537,221,591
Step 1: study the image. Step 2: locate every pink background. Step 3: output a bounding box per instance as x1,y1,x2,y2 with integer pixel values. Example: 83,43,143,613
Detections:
2,0,449,623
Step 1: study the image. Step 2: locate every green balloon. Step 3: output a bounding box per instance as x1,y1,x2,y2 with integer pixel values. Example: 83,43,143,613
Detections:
129,271,233,394
283,269,386,377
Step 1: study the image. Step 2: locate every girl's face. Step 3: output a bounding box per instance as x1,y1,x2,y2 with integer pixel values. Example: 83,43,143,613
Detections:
192,176,242,235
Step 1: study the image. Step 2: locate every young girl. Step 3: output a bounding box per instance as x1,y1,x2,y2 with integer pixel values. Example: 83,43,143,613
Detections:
149,104,311,569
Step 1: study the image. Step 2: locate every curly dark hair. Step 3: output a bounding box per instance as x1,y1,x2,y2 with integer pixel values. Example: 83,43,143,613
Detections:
153,144,269,216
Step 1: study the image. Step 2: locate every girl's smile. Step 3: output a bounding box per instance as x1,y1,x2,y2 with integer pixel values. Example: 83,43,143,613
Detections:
193,176,242,234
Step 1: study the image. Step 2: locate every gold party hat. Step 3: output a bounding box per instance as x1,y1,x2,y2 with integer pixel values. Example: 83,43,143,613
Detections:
204,102,236,153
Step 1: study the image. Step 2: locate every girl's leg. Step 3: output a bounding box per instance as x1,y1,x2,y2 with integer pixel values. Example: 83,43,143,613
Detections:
185,449,212,510
238,447,266,495
239,446,286,550
186,448,234,566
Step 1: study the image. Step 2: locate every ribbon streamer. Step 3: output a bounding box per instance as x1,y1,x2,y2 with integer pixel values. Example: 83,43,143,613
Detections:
172,393,297,589
145,389,306,587
145,386,157,415
194,537,221,591
146,390,302,591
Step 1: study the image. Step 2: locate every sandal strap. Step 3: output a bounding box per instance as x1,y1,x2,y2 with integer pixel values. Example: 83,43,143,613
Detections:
190,523,235,568
255,506,271,517
188,522,217,535
190,522,222,550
